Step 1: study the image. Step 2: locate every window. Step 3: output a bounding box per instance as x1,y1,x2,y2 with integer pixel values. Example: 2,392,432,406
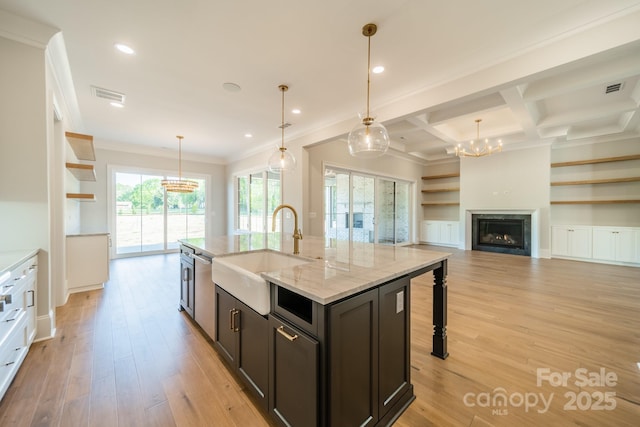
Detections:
236,170,281,233
112,169,206,256
324,167,412,245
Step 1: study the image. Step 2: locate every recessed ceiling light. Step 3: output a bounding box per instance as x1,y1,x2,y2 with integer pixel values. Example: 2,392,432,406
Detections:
372,65,384,74
292,108,301,114
114,43,135,55
244,133,253,138
110,101,124,108
223,82,242,92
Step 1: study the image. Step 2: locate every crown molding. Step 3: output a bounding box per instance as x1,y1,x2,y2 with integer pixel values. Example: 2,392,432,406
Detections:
0,9,58,49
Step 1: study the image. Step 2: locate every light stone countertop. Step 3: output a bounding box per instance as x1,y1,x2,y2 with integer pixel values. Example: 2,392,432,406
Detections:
0,249,39,281
180,234,451,305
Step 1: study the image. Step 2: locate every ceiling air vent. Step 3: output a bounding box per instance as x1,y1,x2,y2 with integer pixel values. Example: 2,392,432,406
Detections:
605,82,623,94
91,86,126,103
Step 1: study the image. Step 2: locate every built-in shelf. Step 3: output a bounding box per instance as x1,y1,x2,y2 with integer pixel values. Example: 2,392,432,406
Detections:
550,200,640,205
550,154,640,168
551,177,640,186
421,202,460,206
65,131,96,161
422,173,460,180
421,188,459,193
66,193,96,202
66,162,96,181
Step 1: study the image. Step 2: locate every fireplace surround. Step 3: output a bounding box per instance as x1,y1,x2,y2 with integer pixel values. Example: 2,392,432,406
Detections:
472,213,532,256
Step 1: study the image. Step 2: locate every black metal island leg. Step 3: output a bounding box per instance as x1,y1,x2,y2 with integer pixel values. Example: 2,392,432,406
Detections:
431,259,448,359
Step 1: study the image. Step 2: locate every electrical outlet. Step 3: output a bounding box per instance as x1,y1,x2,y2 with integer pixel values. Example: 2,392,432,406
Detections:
396,290,404,313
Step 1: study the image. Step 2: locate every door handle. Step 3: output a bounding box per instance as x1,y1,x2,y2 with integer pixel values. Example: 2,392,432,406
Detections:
277,325,298,342
229,308,240,332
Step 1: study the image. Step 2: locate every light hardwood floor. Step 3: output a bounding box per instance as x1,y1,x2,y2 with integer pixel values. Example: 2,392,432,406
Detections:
1,247,639,426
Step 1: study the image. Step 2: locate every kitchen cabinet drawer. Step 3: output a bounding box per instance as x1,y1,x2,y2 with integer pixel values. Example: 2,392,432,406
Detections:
0,314,28,399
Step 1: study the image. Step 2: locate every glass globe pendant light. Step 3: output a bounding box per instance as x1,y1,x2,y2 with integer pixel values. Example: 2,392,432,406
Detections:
347,23,390,158
268,84,296,173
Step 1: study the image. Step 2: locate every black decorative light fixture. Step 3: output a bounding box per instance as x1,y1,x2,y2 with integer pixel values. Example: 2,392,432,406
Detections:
455,119,503,158
347,23,390,158
268,84,296,173
161,136,199,193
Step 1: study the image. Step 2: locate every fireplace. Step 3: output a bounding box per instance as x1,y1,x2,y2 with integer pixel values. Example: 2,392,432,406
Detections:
472,214,531,256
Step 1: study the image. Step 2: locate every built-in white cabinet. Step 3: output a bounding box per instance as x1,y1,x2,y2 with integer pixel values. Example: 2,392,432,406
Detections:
420,220,459,247
551,226,592,259
0,252,37,400
592,227,640,264
66,233,110,293
552,225,639,266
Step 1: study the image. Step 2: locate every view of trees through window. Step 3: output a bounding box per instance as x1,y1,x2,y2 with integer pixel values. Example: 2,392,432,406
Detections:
114,172,205,255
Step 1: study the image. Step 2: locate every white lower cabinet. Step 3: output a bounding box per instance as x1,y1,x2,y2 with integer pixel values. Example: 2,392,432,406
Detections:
592,227,640,263
421,220,459,247
552,225,639,266
0,252,37,400
551,226,592,259
66,233,110,293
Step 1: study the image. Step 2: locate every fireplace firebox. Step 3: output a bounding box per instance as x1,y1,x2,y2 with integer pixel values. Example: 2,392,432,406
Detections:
472,214,531,256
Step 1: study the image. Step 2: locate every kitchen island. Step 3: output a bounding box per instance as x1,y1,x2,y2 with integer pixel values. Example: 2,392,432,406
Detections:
180,234,450,427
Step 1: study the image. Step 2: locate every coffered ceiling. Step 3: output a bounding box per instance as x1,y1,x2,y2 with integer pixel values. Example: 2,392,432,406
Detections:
1,0,640,163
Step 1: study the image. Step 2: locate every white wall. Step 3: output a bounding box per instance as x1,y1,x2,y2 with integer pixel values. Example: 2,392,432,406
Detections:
0,35,55,339
79,147,227,239
459,145,552,256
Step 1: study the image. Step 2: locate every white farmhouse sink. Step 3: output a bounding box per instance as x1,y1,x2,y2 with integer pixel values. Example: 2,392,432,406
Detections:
211,250,313,315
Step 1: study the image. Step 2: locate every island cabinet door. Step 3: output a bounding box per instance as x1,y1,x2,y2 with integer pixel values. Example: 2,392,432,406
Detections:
214,286,237,364
378,276,412,420
269,314,319,427
328,288,379,427
237,299,269,410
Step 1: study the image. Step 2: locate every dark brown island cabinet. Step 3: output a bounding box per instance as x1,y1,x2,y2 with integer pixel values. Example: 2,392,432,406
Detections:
210,262,448,427
179,245,195,317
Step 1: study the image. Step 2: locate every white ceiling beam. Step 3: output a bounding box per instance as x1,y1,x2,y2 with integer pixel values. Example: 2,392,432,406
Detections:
538,100,638,128
427,93,506,125
522,53,640,101
499,86,540,140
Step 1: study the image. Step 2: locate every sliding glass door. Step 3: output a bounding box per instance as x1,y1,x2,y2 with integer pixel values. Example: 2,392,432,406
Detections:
113,170,205,256
377,179,410,245
324,168,412,245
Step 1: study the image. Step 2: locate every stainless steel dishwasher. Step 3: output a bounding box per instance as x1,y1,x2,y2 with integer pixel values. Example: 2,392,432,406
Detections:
193,253,216,339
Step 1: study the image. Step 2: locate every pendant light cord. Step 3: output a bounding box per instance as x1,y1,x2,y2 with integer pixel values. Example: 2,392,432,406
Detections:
366,32,371,121
177,135,183,180
281,86,285,149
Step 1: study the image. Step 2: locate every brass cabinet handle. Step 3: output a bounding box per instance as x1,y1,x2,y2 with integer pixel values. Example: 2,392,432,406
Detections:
229,309,240,332
277,325,298,342
232,309,240,332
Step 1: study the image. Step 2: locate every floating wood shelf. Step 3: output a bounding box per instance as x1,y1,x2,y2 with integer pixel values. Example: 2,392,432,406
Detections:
550,154,640,168
66,162,96,181
421,188,459,193
65,131,96,161
66,193,96,202
551,200,640,205
551,177,640,186
421,202,460,206
422,173,460,180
